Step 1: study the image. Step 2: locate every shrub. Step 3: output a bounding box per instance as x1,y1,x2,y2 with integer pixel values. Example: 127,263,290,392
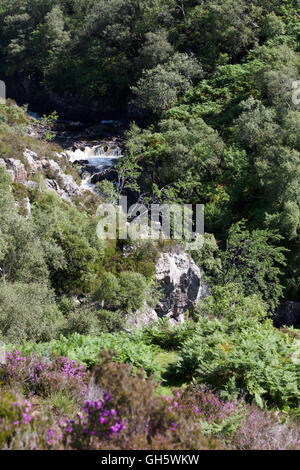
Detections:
231,406,300,450
177,385,244,442
140,319,196,350
61,394,126,450
176,287,300,409
0,283,63,342
217,222,287,310
96,310,126,333
0,390,34,449
59,308,102,337
0,350,88,400
14,333,162,377
82,354,219,450
95,271,157,313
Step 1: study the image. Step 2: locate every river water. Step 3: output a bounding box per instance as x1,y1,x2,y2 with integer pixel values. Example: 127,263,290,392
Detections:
66,143,123,192
28,111,124,191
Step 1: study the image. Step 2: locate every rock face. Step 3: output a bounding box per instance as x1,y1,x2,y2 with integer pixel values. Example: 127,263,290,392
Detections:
125,304,159,331
274,301,300,328
41,158,81,202
6,159,28,184
124,250,207,330
155,250,207,324
23,149,42,174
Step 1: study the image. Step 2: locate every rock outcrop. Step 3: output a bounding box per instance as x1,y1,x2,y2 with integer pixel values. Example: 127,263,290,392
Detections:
23,149,42,174
155,250,207,324
125,304,159,331
0,147,82,205
5,159,28,184
41,158,81,202
124,249,208,330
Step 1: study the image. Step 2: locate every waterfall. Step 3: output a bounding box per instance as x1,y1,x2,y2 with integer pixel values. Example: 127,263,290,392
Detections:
66,144,123,192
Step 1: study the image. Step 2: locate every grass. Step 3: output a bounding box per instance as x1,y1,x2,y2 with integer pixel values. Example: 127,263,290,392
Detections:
154,350,187,395
43,391,79,418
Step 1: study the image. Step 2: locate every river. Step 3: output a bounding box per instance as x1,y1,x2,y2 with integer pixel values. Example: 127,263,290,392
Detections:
28,111,125,192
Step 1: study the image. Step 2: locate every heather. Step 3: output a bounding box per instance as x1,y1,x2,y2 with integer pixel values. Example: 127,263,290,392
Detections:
0,351,299,450
1,285,299,450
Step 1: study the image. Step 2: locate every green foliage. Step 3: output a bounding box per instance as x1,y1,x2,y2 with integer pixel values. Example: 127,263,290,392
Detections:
125,116,224,201
0,0,300,450
114,150,142,194
14,332,162,377
131,53,203,114
94,271,158,313
177,286,300,410
96,310,126,334
0,389,30,448
191,233,222,279
139,318,196,351
31,192,106,294
0,282,62,342
218,222,287,310
134,30,174,70
96,180,118,203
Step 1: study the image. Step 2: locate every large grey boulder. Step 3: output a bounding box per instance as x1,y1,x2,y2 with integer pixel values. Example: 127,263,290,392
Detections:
125,304,158,331
155,250,207,324
124,249,207,330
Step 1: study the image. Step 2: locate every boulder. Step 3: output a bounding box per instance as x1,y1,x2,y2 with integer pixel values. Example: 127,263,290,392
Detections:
125,305,159,331
42,159,81,200
23,149,42,174
155,250,207,324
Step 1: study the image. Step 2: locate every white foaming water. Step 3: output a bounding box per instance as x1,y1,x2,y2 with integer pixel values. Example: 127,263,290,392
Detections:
66,144,122,170
66,144,123,192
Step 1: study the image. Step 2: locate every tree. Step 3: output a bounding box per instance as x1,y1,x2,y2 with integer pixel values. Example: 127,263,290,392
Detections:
0,282,62,342
234,97,280,152
115,150,142,194
134,30,174,71
219,222,287,310
94,271,155,313
131,53,203,114
0,168,50,285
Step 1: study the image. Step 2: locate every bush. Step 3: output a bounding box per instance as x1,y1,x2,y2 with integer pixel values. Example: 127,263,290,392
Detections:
176,287,300,409
14,333,162,377
59,309,102,337
217,222,287,310
140,318,196,350
0,282,63,342
0,350,88,400
94,271,158,313
0,390,35,449
61,393,126,450
231,406,300,450
96,310,126,333
76,354,219,450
